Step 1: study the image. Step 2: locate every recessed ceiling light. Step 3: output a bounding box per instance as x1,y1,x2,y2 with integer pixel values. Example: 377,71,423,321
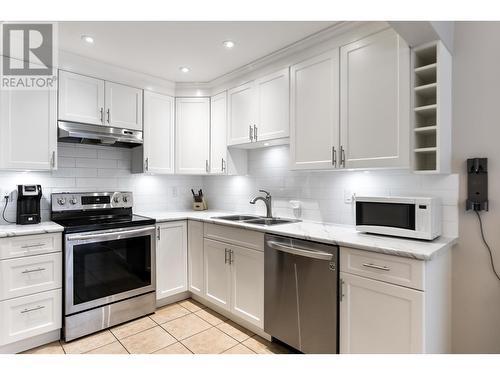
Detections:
222,40,235,49
81,35,94,44
179,66,190,73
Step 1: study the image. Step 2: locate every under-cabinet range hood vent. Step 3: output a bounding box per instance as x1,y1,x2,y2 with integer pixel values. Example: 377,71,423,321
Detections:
58,121,143,148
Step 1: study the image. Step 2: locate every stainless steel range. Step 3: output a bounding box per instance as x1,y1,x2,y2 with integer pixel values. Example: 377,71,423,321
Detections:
51,191,156,342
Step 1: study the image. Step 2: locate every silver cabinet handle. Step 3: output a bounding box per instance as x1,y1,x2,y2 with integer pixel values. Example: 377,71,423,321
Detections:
22,267,46,274
249,125,253,141
21,243,45,249
362,263,391,271
157,226,160,241
331,146,337,167
340,146,346,168
224,248,229,264
145,157,149,171
221,158,226,173
340,278,345,302
106,108,110,124
229,249,234,264
100,107,104,123
205,160,209,173
253,125,258,141
21,305,45,314
50,151,56,169
267,241,333,261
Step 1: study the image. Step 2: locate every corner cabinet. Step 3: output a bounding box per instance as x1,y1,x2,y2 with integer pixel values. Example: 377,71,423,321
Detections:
340,28,410,169
175,97,210,174
156,221,188,301
290,28,410,171
0,80,57,171
141,91,175,174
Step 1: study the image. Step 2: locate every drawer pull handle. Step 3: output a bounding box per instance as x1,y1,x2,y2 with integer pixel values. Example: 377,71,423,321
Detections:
362,263,391,271
20,305,45,314
22,267,46,274
21,243,46,249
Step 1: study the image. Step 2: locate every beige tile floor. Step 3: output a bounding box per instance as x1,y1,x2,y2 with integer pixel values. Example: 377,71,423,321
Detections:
22,299,291,355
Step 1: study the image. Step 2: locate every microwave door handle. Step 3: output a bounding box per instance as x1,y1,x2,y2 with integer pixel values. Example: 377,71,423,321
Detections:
67,226,156,241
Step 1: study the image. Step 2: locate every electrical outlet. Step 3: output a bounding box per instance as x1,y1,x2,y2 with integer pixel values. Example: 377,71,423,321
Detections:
344,190,355,204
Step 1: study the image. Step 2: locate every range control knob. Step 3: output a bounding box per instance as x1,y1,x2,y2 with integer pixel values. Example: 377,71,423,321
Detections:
69,198,78,205
57,198,66,206
122,196,129,203
113,197,120,204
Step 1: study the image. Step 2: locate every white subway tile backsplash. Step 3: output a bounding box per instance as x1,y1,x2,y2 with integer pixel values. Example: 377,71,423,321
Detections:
76,158,117,169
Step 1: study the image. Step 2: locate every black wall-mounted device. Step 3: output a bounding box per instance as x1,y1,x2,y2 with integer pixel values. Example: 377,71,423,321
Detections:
466,158,488,211
16,185,42,225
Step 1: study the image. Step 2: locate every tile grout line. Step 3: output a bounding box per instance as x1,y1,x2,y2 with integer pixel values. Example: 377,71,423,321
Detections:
72,330,118,354
109,328,131,354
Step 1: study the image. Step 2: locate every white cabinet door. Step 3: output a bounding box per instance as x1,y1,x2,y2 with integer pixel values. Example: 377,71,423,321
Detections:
187,220,204,296
58,70,104,126
175,97,210,174
340,28,410,169
203,239,231,311
340,272,424,354
0,86,57,170
105,82,143,130
210,91,228,174
143,91,175,174
255,68,290,142
230,245,264,329
227,82,256,146
156,221,187,300
290,50,340,170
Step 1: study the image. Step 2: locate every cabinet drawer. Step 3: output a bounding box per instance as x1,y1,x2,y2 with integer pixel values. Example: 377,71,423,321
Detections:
0,233,62,260
204,223,264,251
0,253,62,300
0,289,62,345
340,247,424,290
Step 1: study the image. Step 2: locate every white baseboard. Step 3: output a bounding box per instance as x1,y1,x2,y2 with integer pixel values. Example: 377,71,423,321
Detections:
0,330,61,354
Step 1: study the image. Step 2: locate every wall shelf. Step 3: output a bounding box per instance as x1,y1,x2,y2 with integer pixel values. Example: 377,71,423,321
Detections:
411,41,452,174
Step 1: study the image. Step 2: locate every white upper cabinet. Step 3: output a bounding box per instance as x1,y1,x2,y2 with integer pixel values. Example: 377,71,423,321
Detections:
255,68,290,142
175,97,210,174
227,68,290,147
58,70,105,126
0,84,57,171
143,91,175,174
340,28,410,169
156,221,188,301
105,82,143,130
210,91,228,174
227,82,256,146
58,70,143,130
290,49,340,170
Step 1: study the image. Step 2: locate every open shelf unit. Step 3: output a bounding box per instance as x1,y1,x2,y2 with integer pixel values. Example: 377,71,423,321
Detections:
411,41,452,174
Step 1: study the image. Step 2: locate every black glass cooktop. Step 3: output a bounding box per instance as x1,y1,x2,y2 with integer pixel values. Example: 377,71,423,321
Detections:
52,213,155,234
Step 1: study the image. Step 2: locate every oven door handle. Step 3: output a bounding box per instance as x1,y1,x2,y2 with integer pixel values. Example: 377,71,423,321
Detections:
66,226,156,241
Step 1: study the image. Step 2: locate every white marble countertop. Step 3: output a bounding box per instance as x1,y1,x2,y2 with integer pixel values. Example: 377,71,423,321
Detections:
0,221,64,238
137,210,457,260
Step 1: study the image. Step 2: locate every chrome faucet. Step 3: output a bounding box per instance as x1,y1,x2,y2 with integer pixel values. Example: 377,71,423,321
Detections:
250,190,273,218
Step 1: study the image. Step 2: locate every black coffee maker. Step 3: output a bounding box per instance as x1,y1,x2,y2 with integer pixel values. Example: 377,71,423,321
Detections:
16,185,42,225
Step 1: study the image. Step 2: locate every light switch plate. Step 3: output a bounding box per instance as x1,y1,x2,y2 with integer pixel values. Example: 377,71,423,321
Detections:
344,190,354,204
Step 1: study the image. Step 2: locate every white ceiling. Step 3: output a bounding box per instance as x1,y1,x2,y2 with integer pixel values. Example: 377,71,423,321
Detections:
58,21,337,83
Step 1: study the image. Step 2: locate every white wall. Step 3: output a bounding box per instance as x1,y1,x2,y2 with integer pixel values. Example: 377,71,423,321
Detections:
0,143,203,224
452,22,500,353
204,145,459,237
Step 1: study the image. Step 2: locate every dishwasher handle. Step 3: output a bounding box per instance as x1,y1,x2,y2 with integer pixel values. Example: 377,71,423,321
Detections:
266,240,333,261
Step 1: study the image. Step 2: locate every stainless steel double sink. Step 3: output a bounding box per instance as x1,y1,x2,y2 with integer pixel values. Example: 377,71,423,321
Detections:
212,215,301,226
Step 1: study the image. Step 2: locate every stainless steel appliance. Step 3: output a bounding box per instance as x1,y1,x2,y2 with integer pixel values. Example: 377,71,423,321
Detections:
51,191,156,341
355,196,441,240
264,234,339,354
58,121,143,148
16,184,42,224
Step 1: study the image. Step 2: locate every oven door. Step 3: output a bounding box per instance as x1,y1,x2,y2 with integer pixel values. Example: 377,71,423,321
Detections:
64,225,156,315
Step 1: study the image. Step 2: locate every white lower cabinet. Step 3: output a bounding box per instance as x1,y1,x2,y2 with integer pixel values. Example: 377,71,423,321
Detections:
187,220,204,296
203,227,264,329
156,221,188,301
340,272,423,354
230,245,264,328
203,239,231,310
0,289,62,346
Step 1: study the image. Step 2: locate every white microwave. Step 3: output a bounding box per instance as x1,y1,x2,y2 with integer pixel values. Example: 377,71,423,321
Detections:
355,196,442,240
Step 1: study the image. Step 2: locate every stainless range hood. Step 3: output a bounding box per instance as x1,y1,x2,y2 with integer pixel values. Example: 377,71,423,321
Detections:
58,121,143,148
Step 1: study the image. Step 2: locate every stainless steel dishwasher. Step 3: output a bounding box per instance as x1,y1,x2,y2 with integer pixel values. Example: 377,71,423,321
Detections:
264,234,339,354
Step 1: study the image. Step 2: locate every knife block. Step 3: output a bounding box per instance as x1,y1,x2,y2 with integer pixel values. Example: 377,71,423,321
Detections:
193,199,208,211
